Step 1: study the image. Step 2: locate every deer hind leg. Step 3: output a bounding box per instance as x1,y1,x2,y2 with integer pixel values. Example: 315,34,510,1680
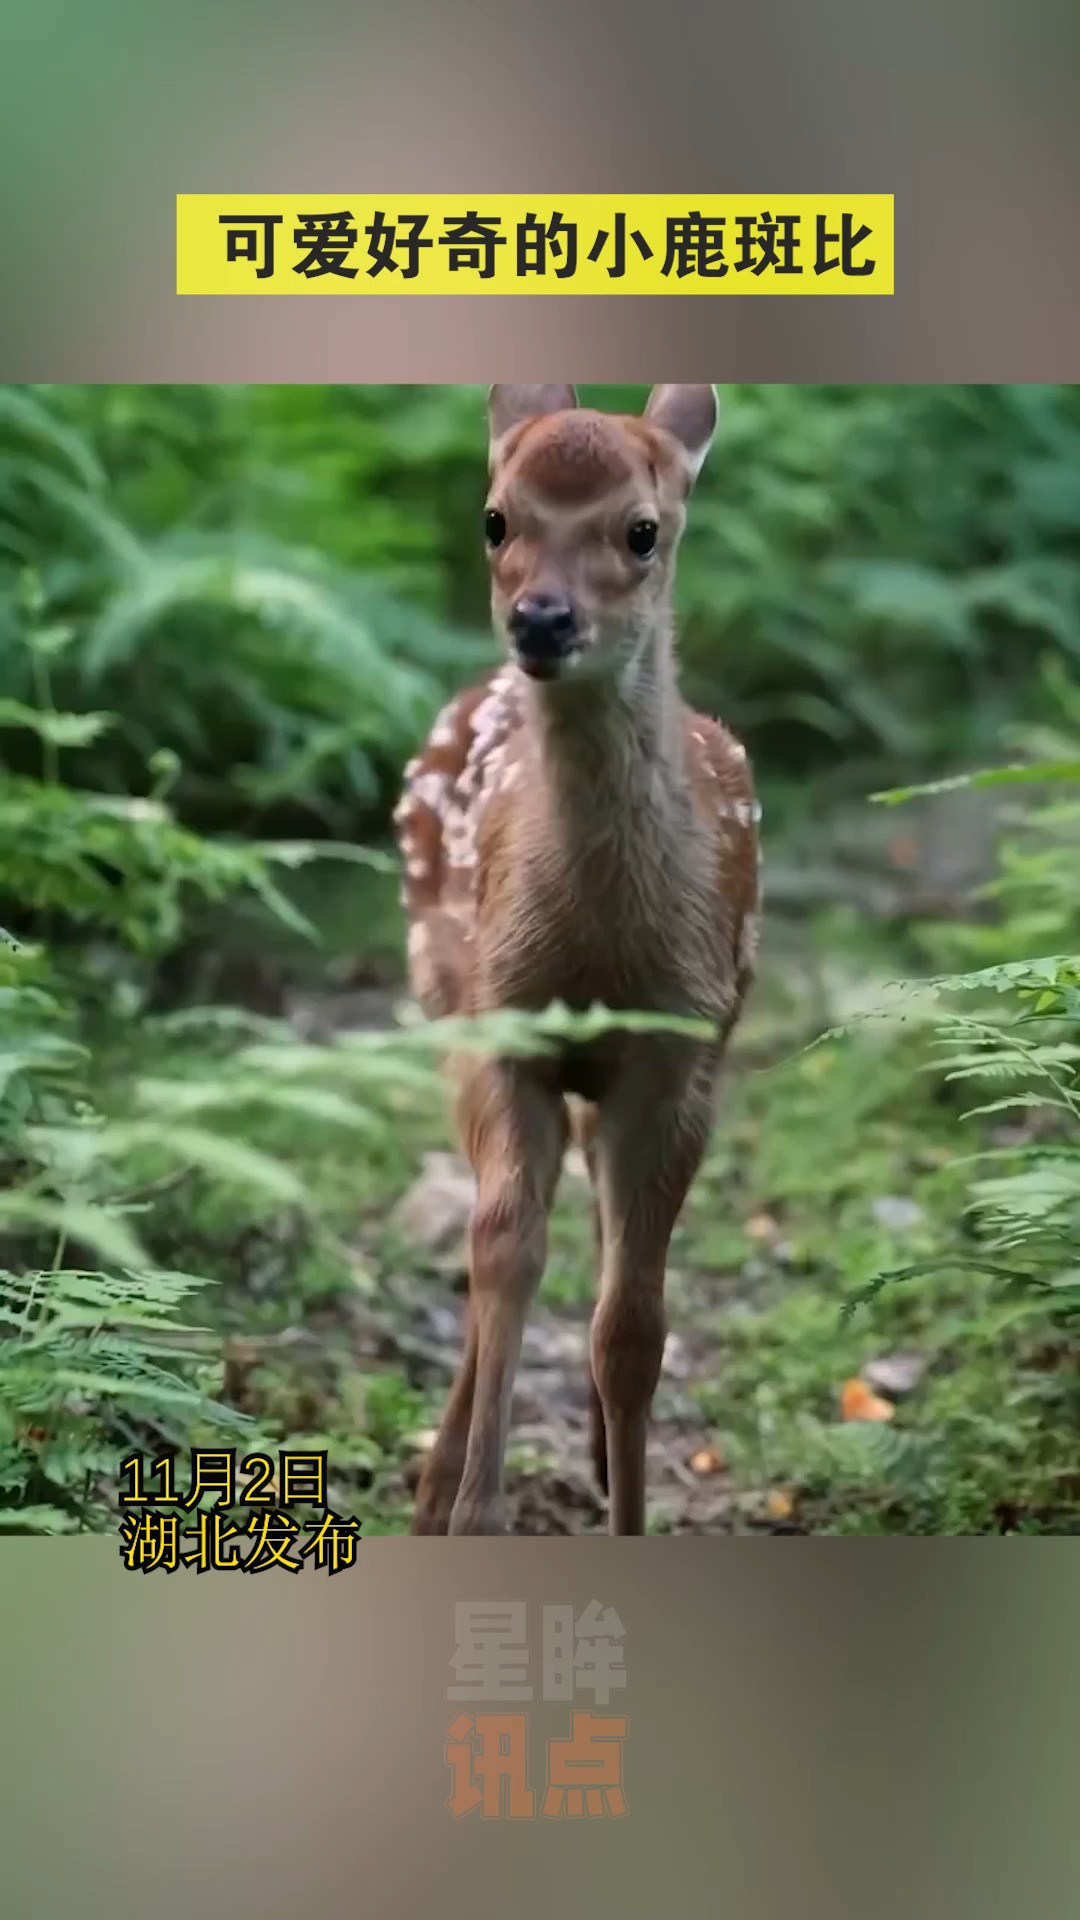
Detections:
423,1058,566,1537
590,1044,718,1536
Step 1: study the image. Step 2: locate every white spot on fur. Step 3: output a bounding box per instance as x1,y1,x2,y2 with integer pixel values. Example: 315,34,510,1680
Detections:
446,814,477,870
739,910,760,973
411,771,449,815
716,798,762,829
398,669,527,925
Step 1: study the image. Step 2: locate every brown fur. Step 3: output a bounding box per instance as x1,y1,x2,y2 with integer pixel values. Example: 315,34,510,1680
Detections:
394,385,760,1535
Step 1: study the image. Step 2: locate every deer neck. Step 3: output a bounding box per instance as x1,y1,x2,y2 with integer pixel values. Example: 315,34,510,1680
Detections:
523,620,686,852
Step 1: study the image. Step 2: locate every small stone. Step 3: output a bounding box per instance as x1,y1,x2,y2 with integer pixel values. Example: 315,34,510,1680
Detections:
863,1351,926,1398
393,1152,475,1254
871,1195,925,1232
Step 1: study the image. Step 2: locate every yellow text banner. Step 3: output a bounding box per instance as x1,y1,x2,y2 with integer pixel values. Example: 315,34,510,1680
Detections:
176,195,893,296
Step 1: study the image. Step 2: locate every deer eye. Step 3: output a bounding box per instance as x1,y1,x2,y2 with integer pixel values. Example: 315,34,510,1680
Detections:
627,518,658,557
485,508,507,548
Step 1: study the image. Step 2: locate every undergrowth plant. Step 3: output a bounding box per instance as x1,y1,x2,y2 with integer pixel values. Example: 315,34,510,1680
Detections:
852,716,1080,1331
0,388,490,837
0,579,407,1531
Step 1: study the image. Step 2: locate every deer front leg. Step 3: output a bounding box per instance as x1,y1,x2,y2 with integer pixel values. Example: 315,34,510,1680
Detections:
590,1044,718,1536
411,1307,478,1534
570,1104,610,1498
436,1059,566,1537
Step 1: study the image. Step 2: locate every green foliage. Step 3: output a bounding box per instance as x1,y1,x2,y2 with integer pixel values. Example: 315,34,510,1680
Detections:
0,1265,250,1533
0,579,411,1528
0,387,490,836
5,383,1080,839
851,745,1080,1336
677,703,1080,1535
643,383,1080,807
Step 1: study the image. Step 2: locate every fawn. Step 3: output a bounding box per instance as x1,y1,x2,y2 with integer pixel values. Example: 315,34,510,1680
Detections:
394,384,760,1536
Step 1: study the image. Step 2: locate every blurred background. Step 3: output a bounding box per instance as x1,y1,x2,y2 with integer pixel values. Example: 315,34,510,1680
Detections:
1,382,1077,1538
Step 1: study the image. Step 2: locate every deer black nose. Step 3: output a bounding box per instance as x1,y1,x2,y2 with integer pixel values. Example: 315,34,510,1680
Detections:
509,593,578,658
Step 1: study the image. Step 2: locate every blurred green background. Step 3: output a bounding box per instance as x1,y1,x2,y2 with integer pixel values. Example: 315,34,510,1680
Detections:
1,383,1078,1540
7,383,1080,834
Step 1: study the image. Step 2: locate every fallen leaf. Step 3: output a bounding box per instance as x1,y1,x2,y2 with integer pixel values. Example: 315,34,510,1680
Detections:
688,1446,725,1476
745,1211,781,1244
766,1488,794,1521
840,1377,895,1423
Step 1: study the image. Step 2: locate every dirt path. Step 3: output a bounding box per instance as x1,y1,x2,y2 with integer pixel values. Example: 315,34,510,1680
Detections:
386,1264,753,1534
357,1130,780,1535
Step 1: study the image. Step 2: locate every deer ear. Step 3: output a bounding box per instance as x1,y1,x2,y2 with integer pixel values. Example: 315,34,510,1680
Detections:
488,383,577,449
644,384,718,486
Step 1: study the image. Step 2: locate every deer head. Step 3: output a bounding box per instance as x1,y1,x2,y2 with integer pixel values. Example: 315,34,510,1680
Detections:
484,383,718,684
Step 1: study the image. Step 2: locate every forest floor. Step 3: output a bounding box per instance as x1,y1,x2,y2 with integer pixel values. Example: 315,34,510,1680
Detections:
120,854,1078,1538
